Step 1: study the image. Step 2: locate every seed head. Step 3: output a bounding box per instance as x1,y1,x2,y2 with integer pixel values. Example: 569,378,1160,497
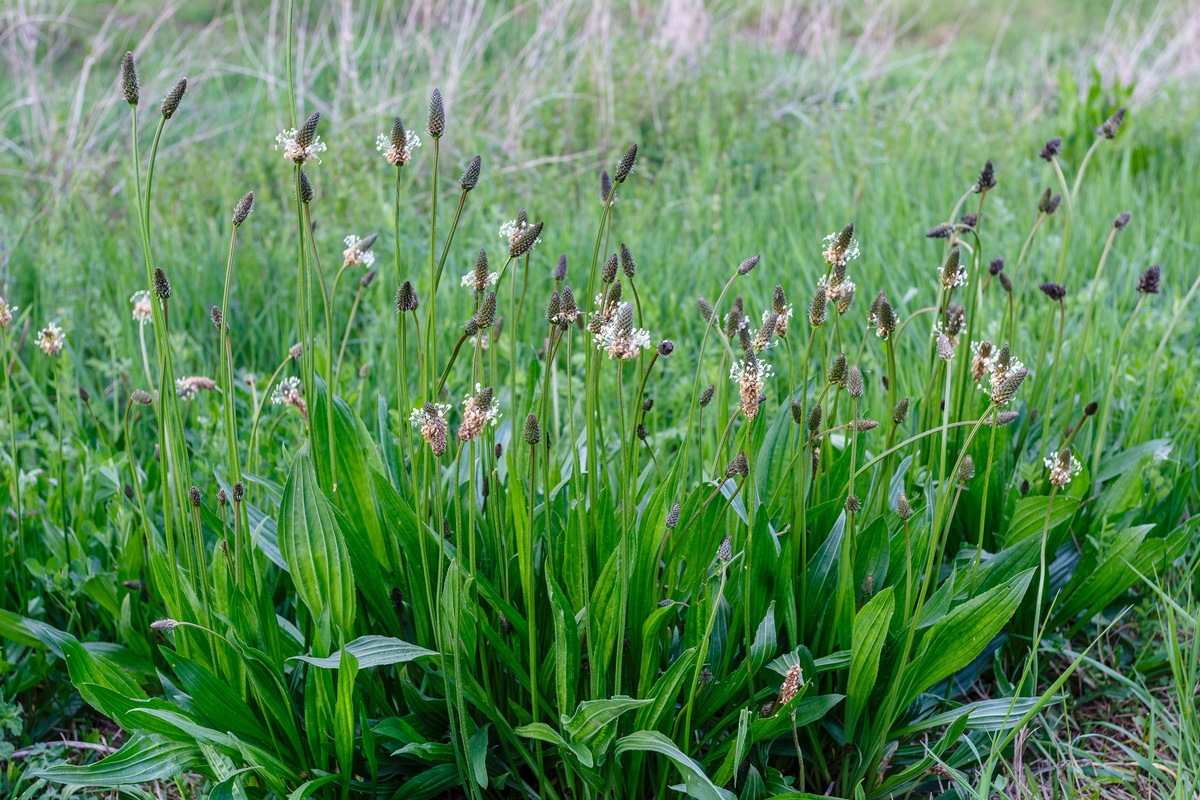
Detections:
836,283,856,315
989,258,1005,275
1113,211,1132,231
510,221,544,259
415,403,448,457
846,365,863,398
936,334,956,361
779,664,803,705
636,423,648,440
959,213,978,228
666,501,681,529
523,413,541,445
657,339,674,357
460,155,482,192
828,353,847,387
998,272,1013,293
1085,401,1099,416
992,366,1028,407
845,494,861,513
835,223,855,254
1039,136,1062,161
897,493,913,521
699,384,715,407
642,398,654,414
396,280,418,313
1039,282,1066,302
131,390,154,406
772,284,787,314
1045,193,1062,215
619,243,637,278
854,418,878,432
150,619,179,632
1097,107,1126,139
940,246,966,289
296,112,321,152
868,289,896,339
725,451,749,478
472,249,492,293
476,292,497,329
427,88,445,138
717,536,733,564
153,268,171,299
945,304,966,337
994,410,1019,425
554,254,568,282
790,399,803,424
975,159,996,192
614,144,638,183
925,222,953,239
1136,264,1161,294
189,486,202,507
361,270,376,288
463,316,479,337
958,455,975,483
546,291,561,323
725,295,744,339
232,191,255,226
808,403,822,435
120,52,139,106
736,254,761,276
161,77,187,119
600,168,614,204
602,253,618,283
299,170,314,204
809,285,828,327
892,396,910,425
698,296,715,323
210,306,222,330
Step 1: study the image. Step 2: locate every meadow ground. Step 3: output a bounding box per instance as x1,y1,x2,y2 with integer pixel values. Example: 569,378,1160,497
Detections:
1,0,1199,798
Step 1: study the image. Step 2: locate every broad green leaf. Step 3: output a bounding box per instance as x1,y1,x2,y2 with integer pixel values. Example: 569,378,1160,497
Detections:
468,726,490,789
563,696,652,745
633,648,698,732
37,735,201,786
291,635,437,669
1055,525,1152,625
334,646,359,795
615,731,735,800
900,569,1034,710
1004,495,1079,545
161,649,270,744
277,449,356,633
845,587,894,743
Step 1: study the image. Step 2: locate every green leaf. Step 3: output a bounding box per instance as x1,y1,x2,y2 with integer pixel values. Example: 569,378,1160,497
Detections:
161,649,270,744
900,569,1034,710
277,448,356,633
1004,495,1079,545
334,646,359,795
37,735,202,786
291,635,437,669
615,731,735,800
749,602,777,673
563,696,652,745
845,587,894,743
468,726,489,789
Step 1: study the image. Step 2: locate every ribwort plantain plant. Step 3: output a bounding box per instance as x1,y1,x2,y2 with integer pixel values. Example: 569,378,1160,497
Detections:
2,18,1196,800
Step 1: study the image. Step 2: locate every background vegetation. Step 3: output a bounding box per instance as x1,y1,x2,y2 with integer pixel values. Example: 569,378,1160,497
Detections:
1,0,1198,797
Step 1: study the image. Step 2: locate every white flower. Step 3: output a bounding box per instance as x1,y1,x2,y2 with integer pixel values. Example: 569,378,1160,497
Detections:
730,352,773,420
940,260,968,289
500,217,541,251
0,297,18,328
1044,451,1082,487
342,234,377,268
409,403,452,428
461,270,499,289
271,376,302,405
772,304,794,337
458,385,501,442
130,290,153,324
594,304,651,360
376,129,421,166
822,231,860,267
275,127,327,164
36,322,64,357
176,375,217,400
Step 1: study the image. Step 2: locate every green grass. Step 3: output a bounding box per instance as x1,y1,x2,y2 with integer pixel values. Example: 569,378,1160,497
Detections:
1,1,1198,798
